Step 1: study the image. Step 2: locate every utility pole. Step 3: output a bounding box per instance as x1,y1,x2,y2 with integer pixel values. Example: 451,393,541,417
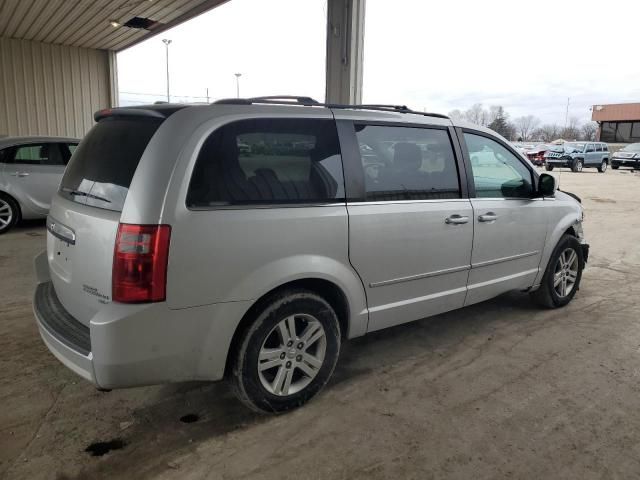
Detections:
206,87,209,103
564,97,570,132
162,39,172,102
234,73,242,98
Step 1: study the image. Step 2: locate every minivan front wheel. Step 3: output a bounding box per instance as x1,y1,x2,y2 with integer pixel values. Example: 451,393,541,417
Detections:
231,289,341,413
531,234,584,308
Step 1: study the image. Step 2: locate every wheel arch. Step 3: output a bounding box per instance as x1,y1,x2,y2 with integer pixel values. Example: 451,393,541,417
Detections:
224,277,356,378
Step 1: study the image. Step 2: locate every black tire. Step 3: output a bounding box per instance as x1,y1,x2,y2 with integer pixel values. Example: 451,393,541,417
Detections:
230,289,341,413
531,234,584,308
545,165,554,171
611,165,619,170
598,160,608,173
571,159,583,172
0,194,20,234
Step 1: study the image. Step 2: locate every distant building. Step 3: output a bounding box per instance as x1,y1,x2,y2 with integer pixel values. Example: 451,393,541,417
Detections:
592,103,640,143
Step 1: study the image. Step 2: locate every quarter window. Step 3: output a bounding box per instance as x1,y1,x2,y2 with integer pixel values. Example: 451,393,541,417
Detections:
596,144,602,152
187,118,344,207
464,133,533,198
354,125,460,201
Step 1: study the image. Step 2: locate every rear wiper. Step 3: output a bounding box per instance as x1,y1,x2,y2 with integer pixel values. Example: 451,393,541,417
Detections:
62,188,111,204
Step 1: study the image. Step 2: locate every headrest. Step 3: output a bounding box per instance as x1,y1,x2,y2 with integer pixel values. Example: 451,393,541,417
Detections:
393,142,422,171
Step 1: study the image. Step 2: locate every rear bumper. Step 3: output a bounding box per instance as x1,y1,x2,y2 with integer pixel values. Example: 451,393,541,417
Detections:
33,251,252,389
34,282,95,382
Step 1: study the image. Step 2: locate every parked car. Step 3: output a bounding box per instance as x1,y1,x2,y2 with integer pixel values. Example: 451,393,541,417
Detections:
0,136,79,234
611,143,640,170
33,98,588,413
526,143,551,166
544,142,609,172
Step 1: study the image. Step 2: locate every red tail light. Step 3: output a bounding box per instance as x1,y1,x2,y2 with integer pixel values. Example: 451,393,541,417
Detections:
112,224,171,303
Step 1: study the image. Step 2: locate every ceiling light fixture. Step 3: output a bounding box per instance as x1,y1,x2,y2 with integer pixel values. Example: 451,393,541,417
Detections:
109,20,121,27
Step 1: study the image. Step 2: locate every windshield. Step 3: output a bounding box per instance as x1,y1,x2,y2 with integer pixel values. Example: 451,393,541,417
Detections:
621,143,640,152
60,116,163,212
563,143,585,153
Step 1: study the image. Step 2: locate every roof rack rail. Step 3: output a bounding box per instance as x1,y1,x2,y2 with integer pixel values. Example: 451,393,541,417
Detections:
213,96,449,119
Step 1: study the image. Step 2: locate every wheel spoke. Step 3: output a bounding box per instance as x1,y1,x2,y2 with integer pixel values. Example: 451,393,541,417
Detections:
259,358,282,371
297,360,318,377
554,272,563,287
299,321,322,344
285,315,297,340
302,352,322,369
259,348,282,362
0,217,7,227
277,321,292,344
305,328,324,347
566,250,577,268
0,205,9,213
561,278,567,296
271,365,287,393
567,270,577,283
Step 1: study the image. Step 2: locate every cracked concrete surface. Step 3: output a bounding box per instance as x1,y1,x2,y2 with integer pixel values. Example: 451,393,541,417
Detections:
1,169,640,479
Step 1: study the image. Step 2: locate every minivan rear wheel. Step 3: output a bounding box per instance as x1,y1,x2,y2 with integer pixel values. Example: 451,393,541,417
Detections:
0,195,19,234
531,234,584,308
230,289,341,413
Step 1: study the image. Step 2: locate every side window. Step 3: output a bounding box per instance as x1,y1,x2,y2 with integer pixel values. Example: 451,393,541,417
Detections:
187,118,344,207
603,144,609,151
11,143,64,166
464,133,533,199
596,144,602,152
354,125,460,201
586,144,595,153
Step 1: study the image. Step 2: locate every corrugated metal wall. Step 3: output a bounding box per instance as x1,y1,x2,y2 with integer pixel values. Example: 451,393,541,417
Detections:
0,37,111,138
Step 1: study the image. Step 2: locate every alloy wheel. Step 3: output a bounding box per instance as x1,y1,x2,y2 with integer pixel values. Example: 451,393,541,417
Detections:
553,248,579,298
257,314,327,396
601,161,607,172
0,199,13,229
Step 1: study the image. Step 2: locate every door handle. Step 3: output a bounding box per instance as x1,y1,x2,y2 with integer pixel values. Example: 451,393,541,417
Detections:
445,214,469,225
10,172,29,177
478,212,498,222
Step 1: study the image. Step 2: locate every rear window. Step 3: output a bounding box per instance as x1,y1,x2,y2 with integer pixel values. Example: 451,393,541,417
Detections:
60,116,162,211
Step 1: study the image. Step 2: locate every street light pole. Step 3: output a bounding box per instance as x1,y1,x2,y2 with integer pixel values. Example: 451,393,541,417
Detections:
234,73,242,98
162,39,172,102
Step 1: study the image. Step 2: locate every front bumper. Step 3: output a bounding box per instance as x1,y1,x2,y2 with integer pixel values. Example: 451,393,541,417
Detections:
545,158,574,167
611,158,639,167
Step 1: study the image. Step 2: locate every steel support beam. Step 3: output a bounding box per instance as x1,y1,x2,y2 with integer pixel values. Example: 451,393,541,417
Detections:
325,0,366,104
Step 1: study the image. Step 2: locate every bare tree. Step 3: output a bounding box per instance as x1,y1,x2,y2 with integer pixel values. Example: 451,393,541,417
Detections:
581,122,598,141
562,116,581,140
464,103,488,126
514,115,540,141
534,124,561,142
448,109,464,122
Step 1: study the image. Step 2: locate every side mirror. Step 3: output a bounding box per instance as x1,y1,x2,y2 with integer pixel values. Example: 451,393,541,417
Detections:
538,173,557,197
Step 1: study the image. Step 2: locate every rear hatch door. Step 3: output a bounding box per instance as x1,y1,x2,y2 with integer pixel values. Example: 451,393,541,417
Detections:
48,114,164,326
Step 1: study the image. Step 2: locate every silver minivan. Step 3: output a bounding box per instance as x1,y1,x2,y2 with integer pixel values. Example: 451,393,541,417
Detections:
0,136,79,233
33,98,589,413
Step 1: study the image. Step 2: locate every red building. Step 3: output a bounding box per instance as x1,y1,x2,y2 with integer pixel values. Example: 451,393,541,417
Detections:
592,103,640,143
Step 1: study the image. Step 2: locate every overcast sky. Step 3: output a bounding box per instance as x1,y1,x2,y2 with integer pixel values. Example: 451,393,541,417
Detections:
118,0,640,125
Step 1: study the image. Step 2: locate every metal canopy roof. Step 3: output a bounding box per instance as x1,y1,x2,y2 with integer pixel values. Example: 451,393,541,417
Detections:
0,0,229,51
